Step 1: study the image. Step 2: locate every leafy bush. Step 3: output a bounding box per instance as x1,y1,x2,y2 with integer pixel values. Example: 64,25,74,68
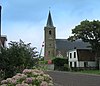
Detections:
52,58,68,71
1,69,53,86
0,40,38,79
52,58,68,66
39,60,48,65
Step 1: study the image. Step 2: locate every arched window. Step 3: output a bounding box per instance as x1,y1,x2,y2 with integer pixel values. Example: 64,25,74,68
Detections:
49,30,51,35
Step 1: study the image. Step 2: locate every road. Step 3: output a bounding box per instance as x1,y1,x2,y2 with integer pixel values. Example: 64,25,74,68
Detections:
45,71,100,86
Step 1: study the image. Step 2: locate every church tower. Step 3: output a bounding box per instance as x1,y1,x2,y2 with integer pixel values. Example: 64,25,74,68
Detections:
44,11,56,60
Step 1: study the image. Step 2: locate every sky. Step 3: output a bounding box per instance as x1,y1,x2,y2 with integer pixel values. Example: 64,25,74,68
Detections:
0,0,100,55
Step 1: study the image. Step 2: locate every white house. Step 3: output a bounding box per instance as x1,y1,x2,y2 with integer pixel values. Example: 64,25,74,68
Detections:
68,49,96,69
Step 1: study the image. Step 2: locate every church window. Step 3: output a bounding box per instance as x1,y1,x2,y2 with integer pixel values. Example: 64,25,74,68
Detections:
49,30,51,35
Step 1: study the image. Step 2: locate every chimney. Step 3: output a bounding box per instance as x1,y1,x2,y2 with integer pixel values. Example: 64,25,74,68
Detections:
0,6,1,37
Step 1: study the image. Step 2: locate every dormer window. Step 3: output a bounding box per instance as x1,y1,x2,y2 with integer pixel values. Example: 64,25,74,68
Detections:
49,30,51,35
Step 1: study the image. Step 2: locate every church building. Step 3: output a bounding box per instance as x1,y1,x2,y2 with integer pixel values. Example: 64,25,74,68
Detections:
44,11,90,60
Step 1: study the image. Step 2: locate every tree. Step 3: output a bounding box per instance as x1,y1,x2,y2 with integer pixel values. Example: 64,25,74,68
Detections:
68,20,100,69
0,39,38,79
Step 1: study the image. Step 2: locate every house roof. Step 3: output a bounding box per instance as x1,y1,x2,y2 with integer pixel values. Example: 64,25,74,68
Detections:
56,39,90,51
55,39,90,57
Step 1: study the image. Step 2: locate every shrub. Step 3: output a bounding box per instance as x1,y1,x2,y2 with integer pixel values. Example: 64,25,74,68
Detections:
0,40,38,80
52,58,68,71
1,69,53,86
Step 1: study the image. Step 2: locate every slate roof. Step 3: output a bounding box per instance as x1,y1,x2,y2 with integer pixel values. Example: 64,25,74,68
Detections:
56,39,90,51
56,39,91,57
46,11,54,27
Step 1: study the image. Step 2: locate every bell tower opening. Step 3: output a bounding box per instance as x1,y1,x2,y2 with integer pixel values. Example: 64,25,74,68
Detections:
49,30,51,35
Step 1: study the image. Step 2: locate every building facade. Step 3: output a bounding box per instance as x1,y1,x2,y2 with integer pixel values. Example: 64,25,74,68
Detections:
68,49,96,69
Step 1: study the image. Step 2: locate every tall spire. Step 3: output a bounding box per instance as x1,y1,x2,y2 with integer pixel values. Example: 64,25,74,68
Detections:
46,11,54,27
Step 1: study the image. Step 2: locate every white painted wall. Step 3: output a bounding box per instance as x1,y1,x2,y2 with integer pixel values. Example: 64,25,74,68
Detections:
78,61,84,67
88,61,96,67
68,49,78,62
69,61,96,68
68,49,78,68
77,61,96,67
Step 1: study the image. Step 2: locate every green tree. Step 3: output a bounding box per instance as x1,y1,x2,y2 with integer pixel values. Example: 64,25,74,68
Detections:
0,39,38,79
68,20,100,69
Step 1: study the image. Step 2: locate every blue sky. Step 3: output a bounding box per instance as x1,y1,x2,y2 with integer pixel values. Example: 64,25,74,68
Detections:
0,0,100,55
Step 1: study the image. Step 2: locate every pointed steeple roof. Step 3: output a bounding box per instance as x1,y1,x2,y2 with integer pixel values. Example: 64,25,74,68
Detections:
46,11,54,27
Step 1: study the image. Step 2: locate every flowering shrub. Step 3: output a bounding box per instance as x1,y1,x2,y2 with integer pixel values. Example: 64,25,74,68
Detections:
1,69,53,86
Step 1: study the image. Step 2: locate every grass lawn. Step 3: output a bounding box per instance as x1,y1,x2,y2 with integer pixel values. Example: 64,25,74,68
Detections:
77,70,100,75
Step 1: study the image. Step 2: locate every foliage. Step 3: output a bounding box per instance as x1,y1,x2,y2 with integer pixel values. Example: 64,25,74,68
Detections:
1,69,53,86
0,39,38,79
63,64,69,71
39,60,48,65
68,20,100,69
37,60,48,71
52,58,68,71
68,20,100,52
52,58,68,66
